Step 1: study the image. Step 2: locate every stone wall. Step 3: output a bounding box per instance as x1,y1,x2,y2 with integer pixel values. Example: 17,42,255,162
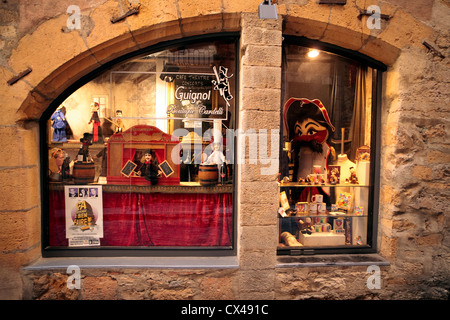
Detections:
0,0,448,300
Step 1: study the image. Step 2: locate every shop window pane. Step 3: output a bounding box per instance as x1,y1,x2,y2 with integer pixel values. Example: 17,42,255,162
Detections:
278,44,378,253
45,39,236,252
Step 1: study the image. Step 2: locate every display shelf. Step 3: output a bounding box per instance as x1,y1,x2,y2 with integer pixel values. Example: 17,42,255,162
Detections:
278,182,369,188
279,213,368,218
277,178,370,249
49,181,232,194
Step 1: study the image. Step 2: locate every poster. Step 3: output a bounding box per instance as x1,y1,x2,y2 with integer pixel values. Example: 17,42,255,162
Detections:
65,185,103,246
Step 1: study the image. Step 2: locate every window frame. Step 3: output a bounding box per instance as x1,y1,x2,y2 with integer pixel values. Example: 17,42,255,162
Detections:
40,33,240,258
277,36,386,256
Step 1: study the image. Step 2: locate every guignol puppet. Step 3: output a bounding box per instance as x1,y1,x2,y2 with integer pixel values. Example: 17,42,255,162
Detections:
88,102,103,143
51,106,67,142
283,98,335,202
137,149,162,185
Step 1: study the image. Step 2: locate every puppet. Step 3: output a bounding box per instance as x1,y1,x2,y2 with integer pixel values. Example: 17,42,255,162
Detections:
114,110,126,133
205,142,227,184
77,133,93,162
283,98,335,202
136,149,162,185
88,102,103,143
51,106,68,142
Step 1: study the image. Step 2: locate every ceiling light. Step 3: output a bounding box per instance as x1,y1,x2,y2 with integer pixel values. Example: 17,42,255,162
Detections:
307,49,320,58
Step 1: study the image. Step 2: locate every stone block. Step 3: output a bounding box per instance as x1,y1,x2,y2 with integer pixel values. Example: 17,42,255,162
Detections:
239,200,277,226
0,166,39,211
412,165,433,180
0,125,39,167
0,207,40,253
126,0,178,31
413,234,443,247
87,32,138,66
131,20,182,50
239,249,277,271
239,225,278,251
322,23,369,52
427,150,450,164
237,269,275,298
241,44,281,67
0,67,33,125
81,276,118,300
223,0,261,14
236,138,279,176
177,0,222,18
239,163,279,183
241,12,282,32
240,87,281,112
239,180,279,203
359,36,400,66
199,276,235,299
241,26,282,47
240,65,281,89
240,110,280,131
179,14,226,37
378,8,433,51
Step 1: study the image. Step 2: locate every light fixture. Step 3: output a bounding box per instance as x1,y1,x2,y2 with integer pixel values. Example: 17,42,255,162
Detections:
258,0,278,19
307,49,320,58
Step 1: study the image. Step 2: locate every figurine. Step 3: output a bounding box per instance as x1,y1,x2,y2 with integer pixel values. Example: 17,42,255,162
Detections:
328,166,340,185
88,102,103,143
205,142,227,184
114,109,126,133
205,142,226,165
78,133,93,162
281,176,290,184
347,166,359,184
51,106,67,142
137,149,162,185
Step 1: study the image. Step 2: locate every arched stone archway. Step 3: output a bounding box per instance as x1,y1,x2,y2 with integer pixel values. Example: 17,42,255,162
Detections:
15,12,241,122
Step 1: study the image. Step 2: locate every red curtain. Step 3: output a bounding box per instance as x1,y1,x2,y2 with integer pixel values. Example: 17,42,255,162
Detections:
48,190,233,247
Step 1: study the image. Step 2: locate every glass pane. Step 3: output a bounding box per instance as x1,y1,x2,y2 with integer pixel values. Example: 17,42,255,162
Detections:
278,45,373,250
46,40,235,249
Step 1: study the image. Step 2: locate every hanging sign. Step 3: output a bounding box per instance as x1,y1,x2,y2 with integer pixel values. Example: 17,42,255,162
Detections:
65,185,104,246
111,65,233,121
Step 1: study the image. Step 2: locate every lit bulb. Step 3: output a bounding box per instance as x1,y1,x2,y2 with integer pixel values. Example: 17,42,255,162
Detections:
307,49,319,58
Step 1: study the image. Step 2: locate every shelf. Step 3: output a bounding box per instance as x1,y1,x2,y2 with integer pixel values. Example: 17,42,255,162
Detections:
49,181,233,194
279,182,369,188
279,213,368,218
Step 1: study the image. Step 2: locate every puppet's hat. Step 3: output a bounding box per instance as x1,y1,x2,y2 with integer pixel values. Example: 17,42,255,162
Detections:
283,98,335,135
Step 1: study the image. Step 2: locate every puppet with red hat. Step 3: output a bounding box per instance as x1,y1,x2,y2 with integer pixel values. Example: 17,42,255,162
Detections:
283,98,336,203
88,102,103,143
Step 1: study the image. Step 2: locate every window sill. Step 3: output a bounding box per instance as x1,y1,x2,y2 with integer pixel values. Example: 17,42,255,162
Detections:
23,256,239,271
276,254,390,268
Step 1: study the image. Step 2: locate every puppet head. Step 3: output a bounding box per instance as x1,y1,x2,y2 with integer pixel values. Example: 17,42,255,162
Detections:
90,101,100,112
284,98,334,152
80,132,93,145
144,149,155,163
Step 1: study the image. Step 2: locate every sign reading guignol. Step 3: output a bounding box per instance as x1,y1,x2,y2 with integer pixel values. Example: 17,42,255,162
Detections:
110,66,233,121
